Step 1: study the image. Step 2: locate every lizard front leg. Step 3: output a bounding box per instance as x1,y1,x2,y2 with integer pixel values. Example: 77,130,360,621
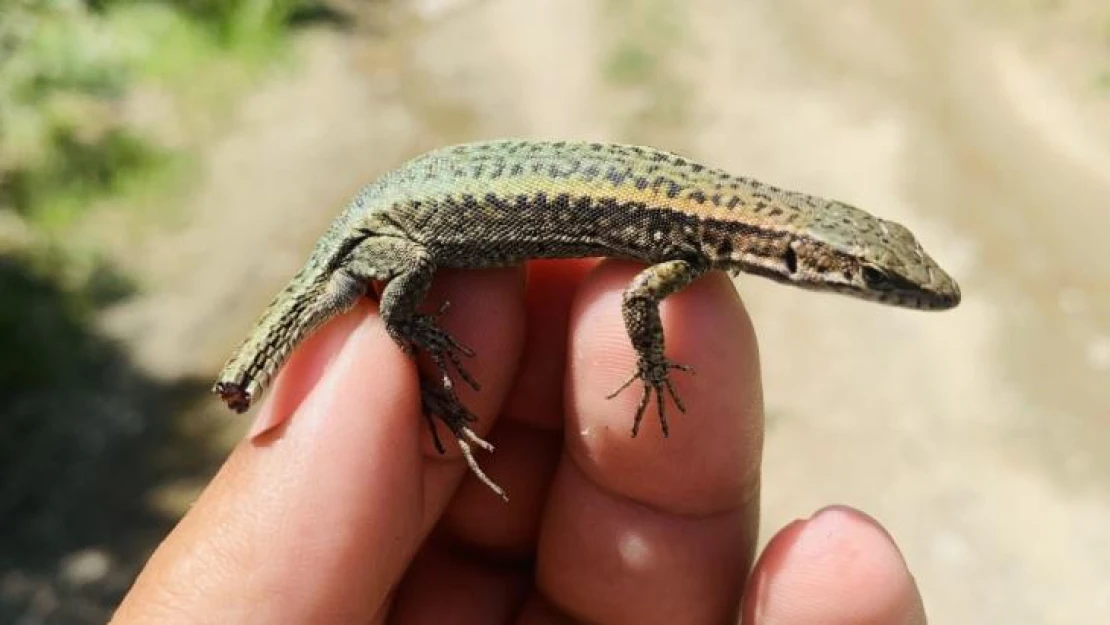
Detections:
344,236,504,499
608,258,707,437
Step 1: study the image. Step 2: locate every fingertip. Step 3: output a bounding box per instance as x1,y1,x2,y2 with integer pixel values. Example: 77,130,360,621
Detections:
744,506,926,625
120,303,426,623
565,260,763,514
532,261,763,624
537,459,754,625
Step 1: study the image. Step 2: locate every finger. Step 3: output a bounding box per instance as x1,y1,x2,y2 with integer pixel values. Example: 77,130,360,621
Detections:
535,260,764,625
389,261,595,623
411,267,527,508
115,301,420,624
503,260,598,431
439,260,595,554
386,540,530,624
114,268,527,624
743,506,926,625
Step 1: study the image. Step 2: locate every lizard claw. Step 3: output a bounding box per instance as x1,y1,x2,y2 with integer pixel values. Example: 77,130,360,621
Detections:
607,358,695,438
398,306,505,500
393,305,481,395
420,383,506,501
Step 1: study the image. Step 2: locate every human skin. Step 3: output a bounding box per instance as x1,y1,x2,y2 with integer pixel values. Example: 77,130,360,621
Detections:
112,259,926,624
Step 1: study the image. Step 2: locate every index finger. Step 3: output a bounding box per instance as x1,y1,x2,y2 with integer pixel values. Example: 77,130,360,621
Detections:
535,260,764,624
114,267,528,624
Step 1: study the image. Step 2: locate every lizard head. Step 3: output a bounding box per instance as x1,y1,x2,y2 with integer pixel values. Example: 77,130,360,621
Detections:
785,201,961,310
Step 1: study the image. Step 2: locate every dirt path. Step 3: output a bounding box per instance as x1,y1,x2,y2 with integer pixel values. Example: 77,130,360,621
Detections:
100,1,1109,622
686,2,1110,622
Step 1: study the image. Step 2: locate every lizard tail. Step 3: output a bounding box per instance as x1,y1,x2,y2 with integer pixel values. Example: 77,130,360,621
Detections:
213,268,363,412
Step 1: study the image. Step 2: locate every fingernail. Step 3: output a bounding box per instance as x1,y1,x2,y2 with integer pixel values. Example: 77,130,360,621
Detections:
247,398,282,439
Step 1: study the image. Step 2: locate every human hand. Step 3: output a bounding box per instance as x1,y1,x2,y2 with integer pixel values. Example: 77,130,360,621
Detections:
113,260,926,624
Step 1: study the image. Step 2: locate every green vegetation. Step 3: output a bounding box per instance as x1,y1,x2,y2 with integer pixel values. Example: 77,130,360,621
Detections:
1101,13,1110,90
600,0,689,144
602,0,680,85
0,3,329,619
0,0,313,234
1,0,322,420
0,0,323,394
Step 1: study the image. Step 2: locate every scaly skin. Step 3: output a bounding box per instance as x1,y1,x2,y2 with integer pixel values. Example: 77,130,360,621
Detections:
214,139,961,500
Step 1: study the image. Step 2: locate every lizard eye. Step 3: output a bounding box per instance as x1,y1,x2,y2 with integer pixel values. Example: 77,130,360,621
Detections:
861,266,895,291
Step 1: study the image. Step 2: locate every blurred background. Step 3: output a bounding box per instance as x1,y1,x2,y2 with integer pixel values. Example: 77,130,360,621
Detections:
1,0,1107,622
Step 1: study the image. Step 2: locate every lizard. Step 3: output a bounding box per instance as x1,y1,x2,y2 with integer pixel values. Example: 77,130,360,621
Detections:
213,139,961,501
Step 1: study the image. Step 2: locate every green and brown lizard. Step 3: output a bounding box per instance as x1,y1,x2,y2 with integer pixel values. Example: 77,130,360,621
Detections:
214,140,961,500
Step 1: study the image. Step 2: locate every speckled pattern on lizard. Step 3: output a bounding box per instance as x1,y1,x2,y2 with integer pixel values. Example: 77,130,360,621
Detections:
213,139,961,500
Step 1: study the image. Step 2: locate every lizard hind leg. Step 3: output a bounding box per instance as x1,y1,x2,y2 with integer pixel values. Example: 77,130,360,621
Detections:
372,252,481,403
345,236,503,498
420,383,505,501
345,237,480,405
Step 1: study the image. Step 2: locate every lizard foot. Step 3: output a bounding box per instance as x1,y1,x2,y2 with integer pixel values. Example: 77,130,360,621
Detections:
421,383,506,502
391,301,481,400
607,357,695,438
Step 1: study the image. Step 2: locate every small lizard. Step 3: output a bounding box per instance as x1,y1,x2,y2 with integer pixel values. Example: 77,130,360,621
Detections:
213,139,960,500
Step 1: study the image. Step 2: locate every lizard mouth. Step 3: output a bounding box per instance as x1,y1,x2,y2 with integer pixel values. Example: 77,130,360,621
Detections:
213,381,252,413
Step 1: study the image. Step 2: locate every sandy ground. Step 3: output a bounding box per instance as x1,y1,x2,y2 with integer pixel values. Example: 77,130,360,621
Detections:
96,0,1110,622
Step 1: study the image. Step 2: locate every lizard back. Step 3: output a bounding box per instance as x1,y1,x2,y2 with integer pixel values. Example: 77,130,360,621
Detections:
345,140,959,309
